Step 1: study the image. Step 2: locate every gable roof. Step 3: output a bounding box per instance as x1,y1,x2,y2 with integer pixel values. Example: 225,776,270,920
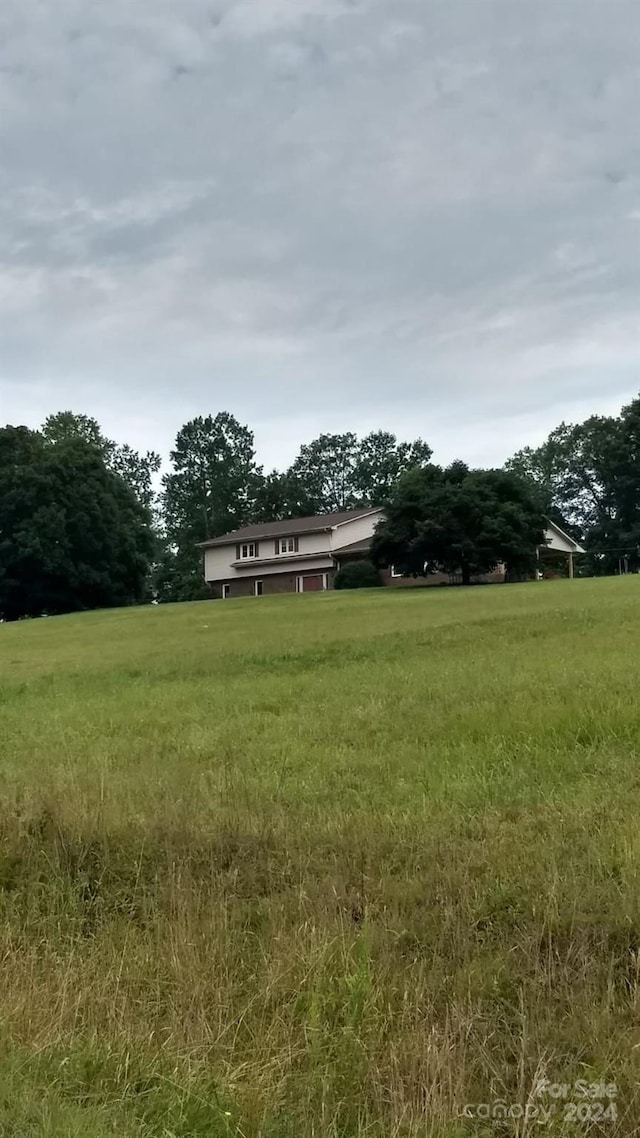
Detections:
545,518,586,553
199,507,382,548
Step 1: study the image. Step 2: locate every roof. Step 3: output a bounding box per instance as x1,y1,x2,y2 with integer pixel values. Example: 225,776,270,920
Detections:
545,518,586,553
199,507,381,548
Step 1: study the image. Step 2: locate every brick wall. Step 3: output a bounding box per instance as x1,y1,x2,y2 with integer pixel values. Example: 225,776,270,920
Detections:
218,578,254,599
216,570,336,599
264,572,298,594
381,568,505,588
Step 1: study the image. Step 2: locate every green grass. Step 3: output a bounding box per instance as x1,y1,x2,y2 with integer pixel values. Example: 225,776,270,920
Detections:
0,579,639,1136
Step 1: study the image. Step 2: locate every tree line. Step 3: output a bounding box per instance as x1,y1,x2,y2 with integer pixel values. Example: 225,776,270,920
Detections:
0,396,637,618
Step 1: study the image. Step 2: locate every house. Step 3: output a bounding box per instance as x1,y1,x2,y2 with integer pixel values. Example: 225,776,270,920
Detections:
200,510,585,598
200,507,384,598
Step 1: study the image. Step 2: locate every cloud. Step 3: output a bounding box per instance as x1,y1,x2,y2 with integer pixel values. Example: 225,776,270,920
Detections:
1,0,638,470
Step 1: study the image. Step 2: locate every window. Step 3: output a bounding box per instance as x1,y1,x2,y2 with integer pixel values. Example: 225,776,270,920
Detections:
390,565,403,578
278,537,297,554
222,584,230,599
254,580,263,597
240,542,256,559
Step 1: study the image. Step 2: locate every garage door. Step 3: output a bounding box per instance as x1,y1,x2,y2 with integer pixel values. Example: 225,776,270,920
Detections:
301,574,324,592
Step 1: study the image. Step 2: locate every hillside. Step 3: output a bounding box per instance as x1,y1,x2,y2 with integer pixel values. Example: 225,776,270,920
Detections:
0,579,638,1136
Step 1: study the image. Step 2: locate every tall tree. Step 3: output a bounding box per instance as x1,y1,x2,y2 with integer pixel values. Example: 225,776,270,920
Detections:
0,427,154,620
109,443,162,516
41,411,161,514
162,413,260,544
287,432,360,513
158,413,260,600
371,463,546,586
617,397,640,541
583,397,640,572
507,396,640,572
251,470,319,523
41,411,105,450
286,430,434,514
354,430,433,504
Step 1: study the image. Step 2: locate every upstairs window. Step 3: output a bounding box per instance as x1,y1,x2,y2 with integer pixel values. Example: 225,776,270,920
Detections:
239,542,257,559
275,536,299,554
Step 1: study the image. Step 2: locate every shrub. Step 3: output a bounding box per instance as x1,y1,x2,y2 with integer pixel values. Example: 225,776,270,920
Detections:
334,560,381,590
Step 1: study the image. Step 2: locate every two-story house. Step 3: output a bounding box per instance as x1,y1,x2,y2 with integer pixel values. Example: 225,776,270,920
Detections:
200,507,384,598
200,509,585,598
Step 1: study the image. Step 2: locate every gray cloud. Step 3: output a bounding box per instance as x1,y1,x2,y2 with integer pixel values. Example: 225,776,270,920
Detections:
1,0,638,470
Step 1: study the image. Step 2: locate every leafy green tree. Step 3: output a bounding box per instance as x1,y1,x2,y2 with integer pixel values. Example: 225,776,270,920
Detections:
159,413,261,600
252,470,320,522
371,464,546,586
0,427,154,620
507,417,616,532
583,397,640,572
252,471,290,522
354,431,432,504
287,432,360,512
286,429,433,513
162,413,260,544
617,397,640,536
41,411,105,450
507,396,639,572
42,411,161,514
152,548,213,604
109,443,161,516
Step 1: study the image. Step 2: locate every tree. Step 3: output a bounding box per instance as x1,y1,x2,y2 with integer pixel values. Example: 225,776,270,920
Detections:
152,548,213,604
41,410,105,450
507,417,618,533
582,397,640,572
286,429,434,514
162,413,260,544
159,413,261,600
506,396,640,573
252,470,320,523
42,411,161,514
354,431,432,504
287,432,360,512
109,443,161,516
0,427,154,620
371,464,547,586
617,397,640,545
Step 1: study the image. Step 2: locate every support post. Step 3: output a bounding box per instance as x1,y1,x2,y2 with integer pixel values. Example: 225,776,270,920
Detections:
568,552,574,579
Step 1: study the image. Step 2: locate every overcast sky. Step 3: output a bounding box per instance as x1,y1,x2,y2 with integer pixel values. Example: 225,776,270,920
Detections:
1,0,638,472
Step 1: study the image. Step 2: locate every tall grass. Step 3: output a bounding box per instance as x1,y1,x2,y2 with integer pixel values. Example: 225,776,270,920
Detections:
0,579,638,1135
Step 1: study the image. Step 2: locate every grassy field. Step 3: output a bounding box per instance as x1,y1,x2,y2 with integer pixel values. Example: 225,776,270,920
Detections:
0,578,639,1136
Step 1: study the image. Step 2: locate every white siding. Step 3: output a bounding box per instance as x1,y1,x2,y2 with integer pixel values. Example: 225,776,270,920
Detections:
204,543,334,582
234,555,333,578
544,525,582,553
330,509,384,550
204,545,236,583
296,531,333,556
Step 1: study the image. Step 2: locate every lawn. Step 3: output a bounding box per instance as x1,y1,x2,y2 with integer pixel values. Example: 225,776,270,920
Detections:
0,578,638,1136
